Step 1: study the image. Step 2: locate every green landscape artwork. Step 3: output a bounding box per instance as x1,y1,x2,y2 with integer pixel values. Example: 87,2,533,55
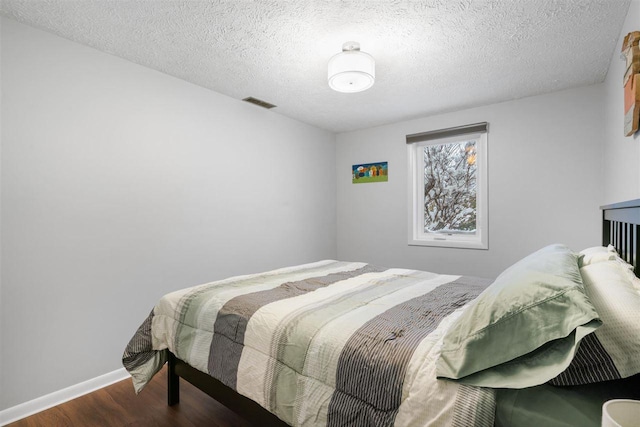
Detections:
352,162,388,184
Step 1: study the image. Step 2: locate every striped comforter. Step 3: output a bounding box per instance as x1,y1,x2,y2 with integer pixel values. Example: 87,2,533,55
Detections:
123,260,496,426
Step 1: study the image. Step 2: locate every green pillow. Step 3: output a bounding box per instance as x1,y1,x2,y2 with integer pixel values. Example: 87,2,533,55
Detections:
436,244,601,388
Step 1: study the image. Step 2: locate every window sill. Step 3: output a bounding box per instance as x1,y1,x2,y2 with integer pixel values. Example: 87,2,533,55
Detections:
408,238,488,250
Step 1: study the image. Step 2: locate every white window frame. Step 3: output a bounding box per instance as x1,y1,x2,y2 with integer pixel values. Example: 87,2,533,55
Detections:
407,127,488,250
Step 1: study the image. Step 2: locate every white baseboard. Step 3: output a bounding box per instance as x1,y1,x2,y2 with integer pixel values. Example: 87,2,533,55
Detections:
0,368,130,426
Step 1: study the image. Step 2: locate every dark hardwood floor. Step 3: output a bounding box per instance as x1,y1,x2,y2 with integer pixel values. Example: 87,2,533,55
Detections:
7,367,255,427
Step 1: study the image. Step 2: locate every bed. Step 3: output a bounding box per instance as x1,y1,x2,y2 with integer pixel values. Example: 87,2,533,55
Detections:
123,200,640,426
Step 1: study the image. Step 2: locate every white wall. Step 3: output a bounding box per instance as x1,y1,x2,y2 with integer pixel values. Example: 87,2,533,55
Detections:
603,0,640,204
0,18,336,411
336,84,604,278
0,16,3,410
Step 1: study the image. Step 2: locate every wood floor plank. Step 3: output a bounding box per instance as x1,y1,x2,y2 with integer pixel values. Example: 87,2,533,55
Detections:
7,367,256,427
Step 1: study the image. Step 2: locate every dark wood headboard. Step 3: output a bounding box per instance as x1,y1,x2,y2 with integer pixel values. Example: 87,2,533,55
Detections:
601,199,640,276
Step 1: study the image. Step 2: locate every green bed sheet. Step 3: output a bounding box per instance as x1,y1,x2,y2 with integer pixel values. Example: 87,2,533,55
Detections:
495,374,640,427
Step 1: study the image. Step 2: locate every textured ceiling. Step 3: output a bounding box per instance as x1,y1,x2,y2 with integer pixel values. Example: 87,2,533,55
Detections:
0,0,632,133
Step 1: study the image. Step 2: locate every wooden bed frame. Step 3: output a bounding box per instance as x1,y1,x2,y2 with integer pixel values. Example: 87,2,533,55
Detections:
166,199,640,425
167,352,288,426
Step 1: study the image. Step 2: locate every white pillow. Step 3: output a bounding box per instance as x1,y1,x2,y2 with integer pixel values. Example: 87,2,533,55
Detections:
579,245,635,273
578,246,616,267
550,260,640,385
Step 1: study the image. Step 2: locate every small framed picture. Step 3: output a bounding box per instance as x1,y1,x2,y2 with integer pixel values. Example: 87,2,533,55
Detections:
352,162,388,184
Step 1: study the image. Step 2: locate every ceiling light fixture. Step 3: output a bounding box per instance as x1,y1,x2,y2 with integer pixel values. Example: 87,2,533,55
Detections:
328,41,375,93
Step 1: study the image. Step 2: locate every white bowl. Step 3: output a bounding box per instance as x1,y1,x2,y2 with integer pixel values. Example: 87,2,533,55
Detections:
602,399,640,427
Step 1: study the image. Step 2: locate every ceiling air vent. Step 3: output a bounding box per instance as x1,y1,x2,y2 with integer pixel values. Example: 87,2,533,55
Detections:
242,97,276,109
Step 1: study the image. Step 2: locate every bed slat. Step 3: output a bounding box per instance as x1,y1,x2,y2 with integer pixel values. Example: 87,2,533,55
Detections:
601,200,640,277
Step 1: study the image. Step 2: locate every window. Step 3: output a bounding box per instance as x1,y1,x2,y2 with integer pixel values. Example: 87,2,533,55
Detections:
407,123,488,249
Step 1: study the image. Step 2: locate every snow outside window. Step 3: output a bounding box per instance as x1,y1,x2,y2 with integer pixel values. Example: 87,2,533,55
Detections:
407,127,488,249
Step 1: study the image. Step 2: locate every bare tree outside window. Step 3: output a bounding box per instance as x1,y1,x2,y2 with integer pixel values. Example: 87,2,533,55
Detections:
423,140,477,234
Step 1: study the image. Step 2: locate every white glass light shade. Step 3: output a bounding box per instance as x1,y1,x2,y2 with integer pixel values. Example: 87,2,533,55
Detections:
328,45,375,93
